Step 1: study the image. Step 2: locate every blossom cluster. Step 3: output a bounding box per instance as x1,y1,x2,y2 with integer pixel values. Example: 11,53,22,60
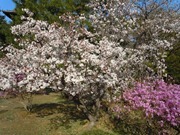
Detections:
0,9,150,96
122,80,180,126
87,0,180,76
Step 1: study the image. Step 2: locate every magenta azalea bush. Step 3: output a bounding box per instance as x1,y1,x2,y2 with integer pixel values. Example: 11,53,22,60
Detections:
122,80,180,127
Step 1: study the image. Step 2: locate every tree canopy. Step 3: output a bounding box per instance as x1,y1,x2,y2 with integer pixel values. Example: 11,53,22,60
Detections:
12,0,90,24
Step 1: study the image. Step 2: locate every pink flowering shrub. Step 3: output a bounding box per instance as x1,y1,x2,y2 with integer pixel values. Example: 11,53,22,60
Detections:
122,80,180,127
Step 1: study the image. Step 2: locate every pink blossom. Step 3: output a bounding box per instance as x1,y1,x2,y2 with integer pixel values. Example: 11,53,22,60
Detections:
116,80,180,127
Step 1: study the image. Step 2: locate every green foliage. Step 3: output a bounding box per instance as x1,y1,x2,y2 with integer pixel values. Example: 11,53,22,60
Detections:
56,63,65,69
110,106,178,135
0,14,14,57
12,0,90,24
0,15,11,44
166,43,180,84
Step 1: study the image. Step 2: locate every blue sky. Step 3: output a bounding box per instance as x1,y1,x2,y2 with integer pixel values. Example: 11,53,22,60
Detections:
0,0,15,22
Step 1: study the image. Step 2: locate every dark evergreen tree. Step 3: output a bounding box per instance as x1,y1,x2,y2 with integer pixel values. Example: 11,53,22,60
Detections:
12,0,90,24
166,43,180,84
0,14,14,57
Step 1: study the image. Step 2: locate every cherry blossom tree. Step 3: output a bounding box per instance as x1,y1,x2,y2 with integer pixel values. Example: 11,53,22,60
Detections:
0,0,179,126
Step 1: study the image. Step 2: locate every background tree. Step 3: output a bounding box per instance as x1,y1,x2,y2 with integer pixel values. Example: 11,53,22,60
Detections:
12,0,90,24
88,0,180,82
166,42,180,84
0,14,14,57
132,0,180,83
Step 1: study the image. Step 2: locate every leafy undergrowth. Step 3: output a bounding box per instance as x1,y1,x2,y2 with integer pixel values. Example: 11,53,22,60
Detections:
0,93,178,135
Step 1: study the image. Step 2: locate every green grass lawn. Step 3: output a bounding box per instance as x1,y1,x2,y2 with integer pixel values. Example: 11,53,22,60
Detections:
0,93,118,135
0,93,178,135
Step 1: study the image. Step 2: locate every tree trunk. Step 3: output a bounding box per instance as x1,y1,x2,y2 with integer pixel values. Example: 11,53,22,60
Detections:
87,114,97,128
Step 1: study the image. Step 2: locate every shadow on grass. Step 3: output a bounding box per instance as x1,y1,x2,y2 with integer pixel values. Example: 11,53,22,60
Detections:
30,102,87,130
0,110,8,114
